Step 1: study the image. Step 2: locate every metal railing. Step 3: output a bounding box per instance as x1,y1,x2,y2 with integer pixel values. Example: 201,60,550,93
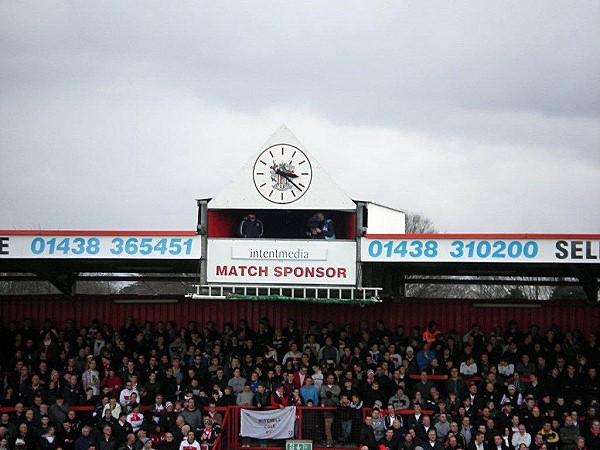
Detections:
187,284,382,303
221,406,430,450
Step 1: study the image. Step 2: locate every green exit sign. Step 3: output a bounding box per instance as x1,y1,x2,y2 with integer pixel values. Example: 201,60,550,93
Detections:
286,440,313,450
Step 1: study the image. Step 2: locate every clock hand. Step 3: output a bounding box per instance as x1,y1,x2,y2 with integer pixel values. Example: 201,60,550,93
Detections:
275,167,298,178
276,170,302,191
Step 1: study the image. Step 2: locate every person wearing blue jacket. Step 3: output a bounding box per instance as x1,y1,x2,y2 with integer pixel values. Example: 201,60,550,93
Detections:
239,213,263,238
300,376,320,406
306,212,335,240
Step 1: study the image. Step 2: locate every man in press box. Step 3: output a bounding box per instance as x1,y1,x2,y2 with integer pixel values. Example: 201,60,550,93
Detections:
239,213,264,238
306,211,336,240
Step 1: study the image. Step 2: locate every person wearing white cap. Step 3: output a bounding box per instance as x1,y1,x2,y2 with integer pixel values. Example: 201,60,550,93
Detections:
405,346,417,369
500,384,522,408
141,437,154,449
362,369,376,390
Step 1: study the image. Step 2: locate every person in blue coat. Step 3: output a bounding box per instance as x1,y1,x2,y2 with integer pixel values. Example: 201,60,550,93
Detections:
300,376,320,406
306,212,335,240
417,343,437,372
239,213,264,238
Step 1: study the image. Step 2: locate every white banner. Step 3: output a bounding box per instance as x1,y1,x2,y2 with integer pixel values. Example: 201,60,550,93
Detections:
360,235,600,264
0,234,201,259
208,239,356,285
240,407,297,439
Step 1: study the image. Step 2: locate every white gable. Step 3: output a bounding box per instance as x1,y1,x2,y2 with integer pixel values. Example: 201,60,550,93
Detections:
208,125,356,211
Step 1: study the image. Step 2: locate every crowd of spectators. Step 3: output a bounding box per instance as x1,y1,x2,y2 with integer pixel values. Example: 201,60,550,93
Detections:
0,316,599,450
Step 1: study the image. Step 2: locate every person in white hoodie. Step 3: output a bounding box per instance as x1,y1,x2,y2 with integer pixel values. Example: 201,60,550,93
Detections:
512,424,532,449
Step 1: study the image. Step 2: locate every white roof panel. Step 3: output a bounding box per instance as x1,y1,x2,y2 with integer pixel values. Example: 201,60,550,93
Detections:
209,125,356,211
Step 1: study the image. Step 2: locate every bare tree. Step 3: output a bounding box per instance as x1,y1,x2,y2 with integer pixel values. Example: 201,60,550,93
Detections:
403,212,471,298
405,211,437,233
0,273,119,295
0,274,59,295
402,213,555,300
118,281,192,295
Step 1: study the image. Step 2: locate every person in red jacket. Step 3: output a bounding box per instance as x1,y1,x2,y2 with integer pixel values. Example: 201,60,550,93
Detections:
100,369,123,397
270,384,289,408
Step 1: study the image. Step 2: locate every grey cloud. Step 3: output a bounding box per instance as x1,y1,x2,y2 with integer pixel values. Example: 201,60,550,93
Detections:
1,1,598,232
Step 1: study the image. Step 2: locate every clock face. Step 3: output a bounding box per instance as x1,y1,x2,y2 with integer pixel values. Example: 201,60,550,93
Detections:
252,144,313,204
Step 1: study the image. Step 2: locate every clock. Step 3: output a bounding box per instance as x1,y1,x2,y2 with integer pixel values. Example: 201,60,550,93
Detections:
252,144,313,204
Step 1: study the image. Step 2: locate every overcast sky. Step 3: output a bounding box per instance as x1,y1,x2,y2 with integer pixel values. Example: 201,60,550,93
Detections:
1,1,599,233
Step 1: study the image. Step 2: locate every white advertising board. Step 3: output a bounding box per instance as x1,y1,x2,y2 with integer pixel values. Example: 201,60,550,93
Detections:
0,233,201,259
365,203,406,234
360,235,600,263
207,239,357,285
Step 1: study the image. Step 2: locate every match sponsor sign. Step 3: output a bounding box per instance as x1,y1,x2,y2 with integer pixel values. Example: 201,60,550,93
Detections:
360,235,600,263
240,407,296,439
207,239,357,285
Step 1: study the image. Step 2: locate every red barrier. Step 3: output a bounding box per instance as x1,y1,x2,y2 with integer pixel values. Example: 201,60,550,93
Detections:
1,296,598,337
408,374,532,383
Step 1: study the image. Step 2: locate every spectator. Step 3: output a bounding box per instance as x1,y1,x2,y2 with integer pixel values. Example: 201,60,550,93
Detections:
423,429,442,450
125,404,144,433
539,421,560,450
513,424,533,449
380,428,400,450
584,419,600,450
236,383,254,406
269,384,288,408
306,212,335,240
197,419,218,449
181,398,203,432
359,414,377,450
157,432,178,450
560,415,582,450
435,413,451,442
48,395,69,425
1,316,600,450
460,357,478,378
227,368,246,395
97,425,117,450
416,414,434,442
300,376,319,406
498,358,515,378
467,431,486,450
118,381,139,409
82,358,101,397
74,426,95,450
118,433,137,450
491,433,511,450
389,387,410,411
371,408,386,442
239,213,263,238
417,344,437,372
